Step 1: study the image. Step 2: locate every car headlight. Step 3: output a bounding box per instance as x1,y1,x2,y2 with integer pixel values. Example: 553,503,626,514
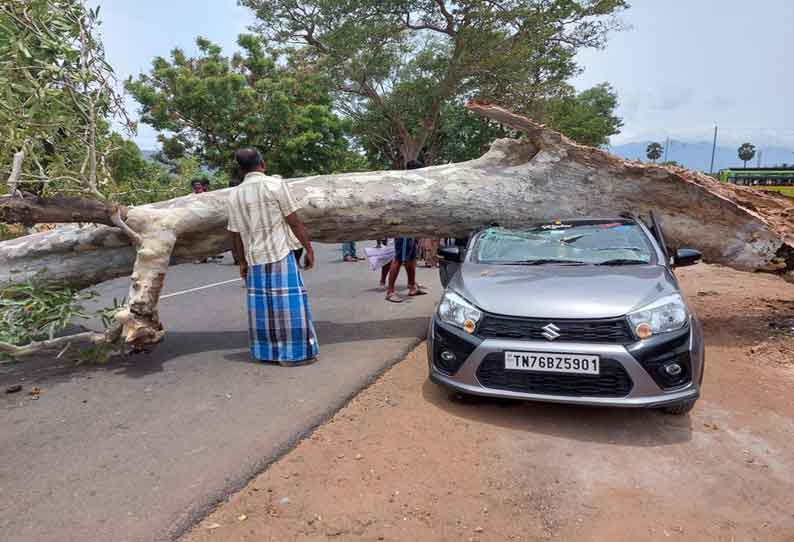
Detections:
627,294,689,339
438,291,482,334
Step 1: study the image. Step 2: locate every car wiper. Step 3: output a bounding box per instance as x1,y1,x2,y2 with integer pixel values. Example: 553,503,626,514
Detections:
594,247,645,252
596,258,649,265
511,259,588,265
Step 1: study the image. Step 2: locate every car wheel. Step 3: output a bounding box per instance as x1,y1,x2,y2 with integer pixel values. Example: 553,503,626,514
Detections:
662,400,696,415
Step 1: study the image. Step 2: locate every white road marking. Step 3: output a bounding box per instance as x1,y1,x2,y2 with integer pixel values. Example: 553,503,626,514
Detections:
160,278,242,300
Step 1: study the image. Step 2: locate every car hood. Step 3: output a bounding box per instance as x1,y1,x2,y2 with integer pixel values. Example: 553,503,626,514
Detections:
450,263,678,319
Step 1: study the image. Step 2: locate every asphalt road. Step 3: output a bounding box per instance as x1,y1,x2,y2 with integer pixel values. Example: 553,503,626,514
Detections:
0,243,438,542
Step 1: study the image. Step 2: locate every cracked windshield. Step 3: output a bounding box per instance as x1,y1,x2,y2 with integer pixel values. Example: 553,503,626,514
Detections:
474,222,654,265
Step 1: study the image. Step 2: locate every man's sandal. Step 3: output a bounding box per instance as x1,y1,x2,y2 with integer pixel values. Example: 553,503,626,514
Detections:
385,293,404,303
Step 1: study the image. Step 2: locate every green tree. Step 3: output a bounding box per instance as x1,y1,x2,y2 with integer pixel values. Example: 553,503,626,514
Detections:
126,35,353,178
0,0,134,199
432,102,513,165
352,83,623,168
104,137,199,206
737,142,756,168
241,0,628,167
646,142,663,163
547,83,623,148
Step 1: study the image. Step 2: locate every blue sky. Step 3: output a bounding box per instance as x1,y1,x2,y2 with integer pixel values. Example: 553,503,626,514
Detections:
94,0,794,152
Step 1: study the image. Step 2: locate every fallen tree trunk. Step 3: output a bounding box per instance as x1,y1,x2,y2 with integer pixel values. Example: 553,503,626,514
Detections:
2,103,793,352
0,193,123,227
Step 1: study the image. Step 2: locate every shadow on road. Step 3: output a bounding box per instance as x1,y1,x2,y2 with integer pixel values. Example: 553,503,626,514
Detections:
1,317,430,385
420,379,693,447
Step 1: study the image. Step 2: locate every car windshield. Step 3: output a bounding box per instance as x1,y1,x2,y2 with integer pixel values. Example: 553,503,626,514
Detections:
473,221,656,265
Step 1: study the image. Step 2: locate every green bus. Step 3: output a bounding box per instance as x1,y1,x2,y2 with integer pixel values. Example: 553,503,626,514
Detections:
718,167,794,187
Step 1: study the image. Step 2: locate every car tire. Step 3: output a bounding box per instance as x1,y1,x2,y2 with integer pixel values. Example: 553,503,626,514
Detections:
662,400,696,415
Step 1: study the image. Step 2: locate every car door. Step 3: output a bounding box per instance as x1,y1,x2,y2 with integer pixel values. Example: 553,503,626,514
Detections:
438,237,469,288
438,249,461,288
648,210,671,267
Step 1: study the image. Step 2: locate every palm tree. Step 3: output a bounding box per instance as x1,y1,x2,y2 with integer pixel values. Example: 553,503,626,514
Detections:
737,143,756,168
646,142,663,163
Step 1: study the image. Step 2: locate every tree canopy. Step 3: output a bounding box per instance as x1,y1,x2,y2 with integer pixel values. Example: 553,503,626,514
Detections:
737,142,756,168
351,81,622,168
0,0,134,198
126,35,355,178
646,142,663,162
547,83,623,148
240,0,628,166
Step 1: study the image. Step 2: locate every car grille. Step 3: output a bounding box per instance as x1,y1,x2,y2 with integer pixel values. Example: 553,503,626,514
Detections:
476,315,633,344
476,354,633,397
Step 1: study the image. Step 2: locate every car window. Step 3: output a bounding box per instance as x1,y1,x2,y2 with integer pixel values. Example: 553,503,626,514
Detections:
473,222,656,265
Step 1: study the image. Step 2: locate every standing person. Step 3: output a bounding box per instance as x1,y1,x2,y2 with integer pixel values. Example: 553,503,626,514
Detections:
191,178,206,194
375,238,392,290
385,159,428,303
341,241,361,262
227,148,319,366
419,238,440,267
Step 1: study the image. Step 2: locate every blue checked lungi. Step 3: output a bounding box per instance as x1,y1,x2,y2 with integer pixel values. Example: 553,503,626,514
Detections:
246,252,319,362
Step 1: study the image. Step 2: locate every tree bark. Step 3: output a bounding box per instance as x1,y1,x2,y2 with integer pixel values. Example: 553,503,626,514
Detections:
2,102,793,353
0,192,123,227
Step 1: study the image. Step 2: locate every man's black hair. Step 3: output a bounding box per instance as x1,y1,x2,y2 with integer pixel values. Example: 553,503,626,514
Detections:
235,148,264,174
201,179,210,189
406,159,424,170
190,178,204,187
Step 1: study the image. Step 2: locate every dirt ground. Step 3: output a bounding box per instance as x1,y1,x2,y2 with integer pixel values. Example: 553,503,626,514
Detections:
183,264,794,542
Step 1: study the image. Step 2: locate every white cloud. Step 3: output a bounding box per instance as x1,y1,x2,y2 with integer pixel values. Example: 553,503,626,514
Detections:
575,0,794,149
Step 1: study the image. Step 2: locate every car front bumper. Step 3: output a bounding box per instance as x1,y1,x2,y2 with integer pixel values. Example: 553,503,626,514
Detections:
427,318,703,408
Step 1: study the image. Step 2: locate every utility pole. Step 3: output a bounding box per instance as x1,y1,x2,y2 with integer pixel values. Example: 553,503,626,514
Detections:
663,137,669,162
757,149,762,168
709,124,718,174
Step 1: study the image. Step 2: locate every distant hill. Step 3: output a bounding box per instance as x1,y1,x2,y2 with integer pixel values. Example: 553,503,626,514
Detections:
610,141,793,172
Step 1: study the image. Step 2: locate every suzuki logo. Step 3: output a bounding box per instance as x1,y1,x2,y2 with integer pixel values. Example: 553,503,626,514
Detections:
542,323,561,341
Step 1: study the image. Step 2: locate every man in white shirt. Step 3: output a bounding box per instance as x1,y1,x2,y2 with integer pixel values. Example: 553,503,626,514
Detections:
227,148,319,366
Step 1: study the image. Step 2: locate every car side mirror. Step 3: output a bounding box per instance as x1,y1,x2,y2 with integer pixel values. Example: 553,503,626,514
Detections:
673,248,701,267
438,246,462,263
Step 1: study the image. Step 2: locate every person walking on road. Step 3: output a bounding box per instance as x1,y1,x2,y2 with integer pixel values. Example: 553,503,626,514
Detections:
341,241,362,262
385,160,429,303
227,148,319,366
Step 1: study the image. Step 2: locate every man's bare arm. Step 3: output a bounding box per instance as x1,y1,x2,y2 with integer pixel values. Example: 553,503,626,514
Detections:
285,212,315,269
228,231,247,278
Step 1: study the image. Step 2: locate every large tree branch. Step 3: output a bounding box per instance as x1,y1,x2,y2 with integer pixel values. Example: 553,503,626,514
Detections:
0,324,121,360
0,192,124,227
2,104,792,354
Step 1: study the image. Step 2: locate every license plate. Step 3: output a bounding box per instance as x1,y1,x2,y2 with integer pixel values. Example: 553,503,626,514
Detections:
504,351,600,375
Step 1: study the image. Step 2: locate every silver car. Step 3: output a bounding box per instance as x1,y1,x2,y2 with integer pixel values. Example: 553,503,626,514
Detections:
428,215,705,415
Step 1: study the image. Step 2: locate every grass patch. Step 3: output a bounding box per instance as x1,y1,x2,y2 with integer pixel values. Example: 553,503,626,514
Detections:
758,186,794,198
